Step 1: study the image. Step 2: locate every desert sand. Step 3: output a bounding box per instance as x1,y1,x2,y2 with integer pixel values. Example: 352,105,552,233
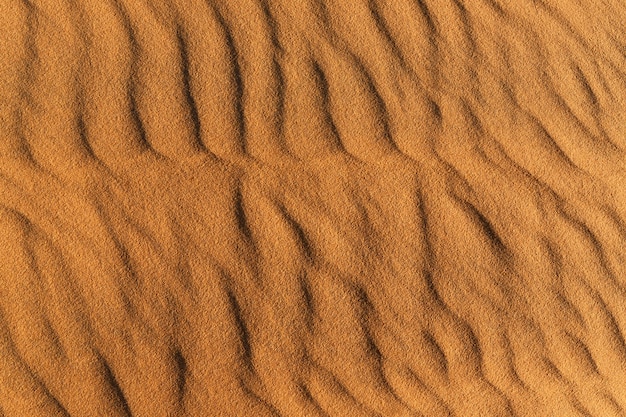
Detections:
1,0,626,415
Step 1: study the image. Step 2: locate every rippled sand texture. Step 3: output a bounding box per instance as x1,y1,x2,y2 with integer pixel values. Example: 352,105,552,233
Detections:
2,0,626,416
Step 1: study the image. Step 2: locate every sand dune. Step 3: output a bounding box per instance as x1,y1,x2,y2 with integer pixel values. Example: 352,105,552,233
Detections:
1,0,626,415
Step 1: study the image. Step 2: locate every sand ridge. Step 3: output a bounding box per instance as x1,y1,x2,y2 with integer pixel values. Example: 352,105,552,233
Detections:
1,0,626,416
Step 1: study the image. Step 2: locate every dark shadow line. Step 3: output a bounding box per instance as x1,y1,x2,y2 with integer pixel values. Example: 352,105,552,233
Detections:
176,26,207,153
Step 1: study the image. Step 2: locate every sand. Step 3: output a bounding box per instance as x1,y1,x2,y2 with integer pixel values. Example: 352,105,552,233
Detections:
1,0,626,415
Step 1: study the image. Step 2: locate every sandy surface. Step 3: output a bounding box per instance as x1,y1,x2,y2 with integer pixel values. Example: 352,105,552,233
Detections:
1,0,626,416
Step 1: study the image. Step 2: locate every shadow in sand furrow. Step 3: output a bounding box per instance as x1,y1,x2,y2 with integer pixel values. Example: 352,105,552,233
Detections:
589,293,626,362
416,190,437,274
309,0,333,31
127,89,158,158
415,0,476,78
454,318,486,379
365,0,412,75
7,0,98,175
414,279,489,385
399,366,454,417
111,234,142,293
498,332,528,392
234,186,254,241
310,47,397,161
271,55,286,149
547,86,622,158
560,275,626,381
0,318,54,417
0,305,73,417
259,0,287,144
210,0,293,160
416,0,438,39
110,0,214,160
97,353,133,417
175,27,208,155
298,271,316,333
8,0,40,168
111,0,154,156
227,289,255,374
479,0,506,17
518,111,584,175
306,362,377,417
391,0,442,93
552,200,624,291
420,331,449,379
17,0,37,106
452,196,508,257
210,3,247,155
64,0,101,166
0,209,80,381
309,59,345,154
347,52,396,150
172,349,188,410
27,369,72,417
451,0,478,58
351,286,390,384
37,314,67,364
598,393,626,417
571,64,601,114
533,0,597,54
237,377,284,417
276,204,316,263
552,293,587,340
297,382,334,417
561,330,600,376
75,90,98,161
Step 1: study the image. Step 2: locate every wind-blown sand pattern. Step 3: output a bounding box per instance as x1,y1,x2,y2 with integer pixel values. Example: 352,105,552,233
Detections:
1,0,626,415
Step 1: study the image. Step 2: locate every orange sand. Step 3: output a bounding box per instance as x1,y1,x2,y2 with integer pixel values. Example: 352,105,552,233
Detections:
1,0,626,416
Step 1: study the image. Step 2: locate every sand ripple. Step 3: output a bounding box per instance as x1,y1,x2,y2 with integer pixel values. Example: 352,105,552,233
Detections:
1,0,626,416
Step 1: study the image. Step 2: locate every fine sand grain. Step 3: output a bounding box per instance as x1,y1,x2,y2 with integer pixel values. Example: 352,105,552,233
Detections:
1,0,626,416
